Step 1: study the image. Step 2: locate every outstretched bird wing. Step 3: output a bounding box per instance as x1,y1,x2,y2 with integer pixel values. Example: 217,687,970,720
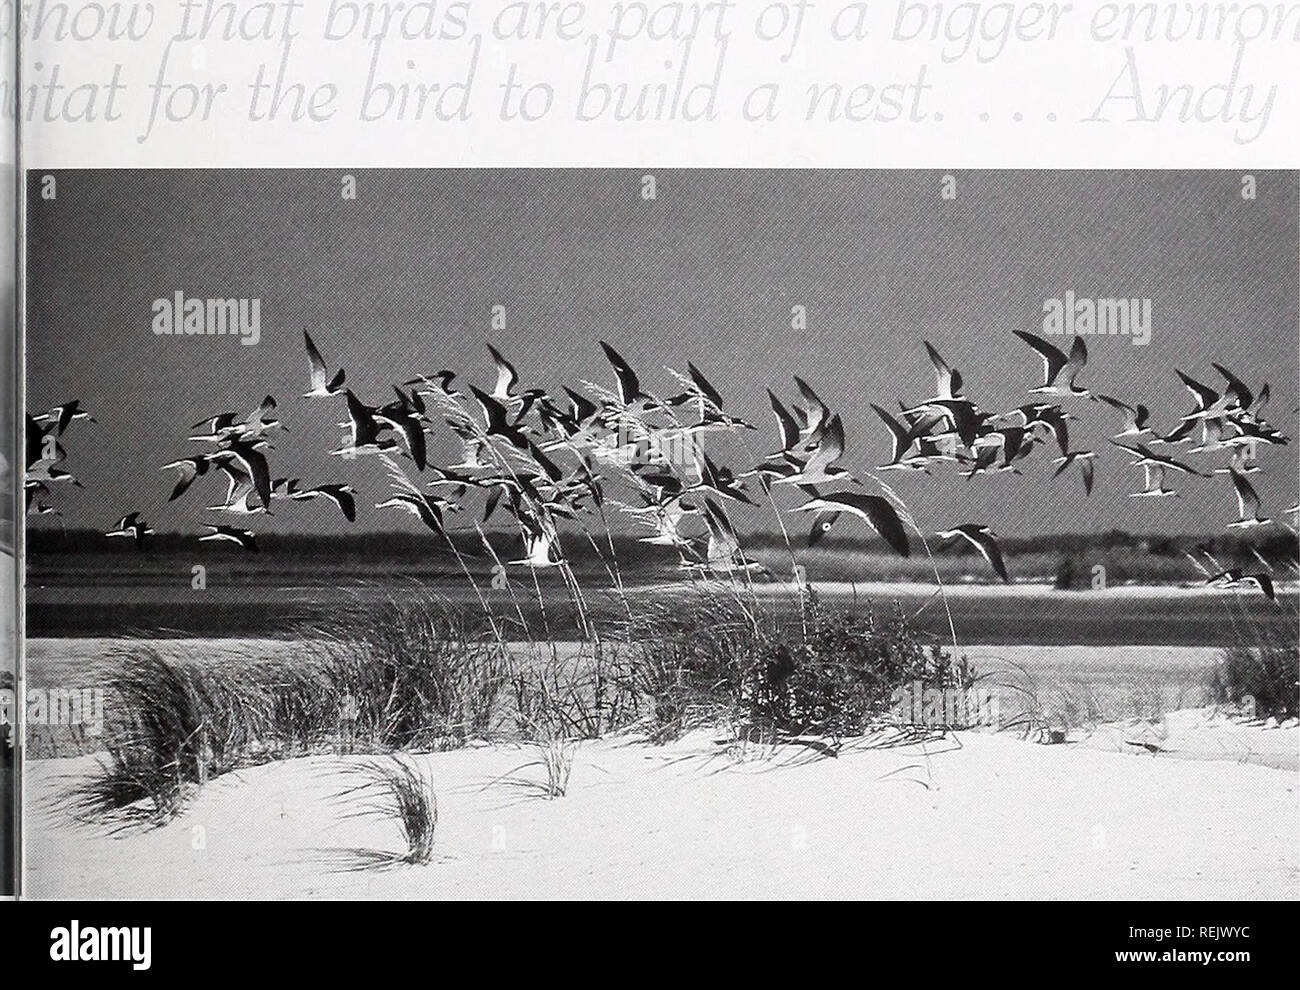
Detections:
487,343,519,399
599,341,642,405
805,492,909,558
871,404,913,464
768,390,801,452
1229,467,1261,520
1013,330,1069,387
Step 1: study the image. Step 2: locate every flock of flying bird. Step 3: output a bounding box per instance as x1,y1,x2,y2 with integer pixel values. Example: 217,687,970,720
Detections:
23,329,1297,598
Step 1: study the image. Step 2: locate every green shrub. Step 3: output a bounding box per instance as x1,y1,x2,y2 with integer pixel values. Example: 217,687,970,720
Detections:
745,599,973,739
623,590,972,742
1053,555,1076,590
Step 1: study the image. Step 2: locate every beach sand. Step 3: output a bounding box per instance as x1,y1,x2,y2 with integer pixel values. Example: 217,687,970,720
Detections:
24,720,1298,899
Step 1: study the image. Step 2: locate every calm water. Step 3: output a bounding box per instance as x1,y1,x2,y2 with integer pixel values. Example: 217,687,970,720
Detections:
26,580,1298,645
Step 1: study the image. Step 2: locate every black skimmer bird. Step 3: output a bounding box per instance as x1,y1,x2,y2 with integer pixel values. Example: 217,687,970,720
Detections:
211,441,273,511
976,426,1034,474
1013,331,1090,397
239,395,285,437
424,465,478,497
376,388,429,471
377,455,461,534
508,517,563,568
1212,447,1260,476
1207,568,1276,601
1052,450,1097,495
936,524,1009,582
622,495,697,548
1176,370,1238,422
693,452,754,505
806,508,842,548
303,330,346,397
487,342,521,405
189,412,240,442
900,400,952,434
1130,464,1179,498
288,482,357,522
792,491,909,557
1187,417,1241,455
26,460,82,487
1093,395,1151,438
675,362,755,433
959,445,998,479
771,414,855,487
160,455,211,501
332,390,399,457
1151,416,1197,446
902,397,988,450
539,389,608,452
105,512,153,548
681,498,767,577
1112,440,1207,497
1232,416,1289,448
375,491,454,534
1211,363,1253,412
403,369,460,397
1010,403,1072,458
921,341,963,401
871,404,922,471
190,396,284,443
445,420,494,471
468,385,529,449
765,389,803,458
206,460,269,515
26,413,65,469
199,525,258,552
1249,382,1271,416
1226,468,1270,529
563,387,603,430
791,376,831,441
598,341,661,412
36,400,96,435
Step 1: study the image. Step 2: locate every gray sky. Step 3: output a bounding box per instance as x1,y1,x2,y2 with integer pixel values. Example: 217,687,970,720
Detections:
27,169,1299,537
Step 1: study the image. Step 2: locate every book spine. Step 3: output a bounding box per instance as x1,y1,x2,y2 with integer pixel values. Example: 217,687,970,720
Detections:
1,9,20,899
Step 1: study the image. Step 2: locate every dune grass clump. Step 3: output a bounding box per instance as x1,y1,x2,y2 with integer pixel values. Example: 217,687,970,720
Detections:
338,756,439,865
623,590,770,742
308,596,512,751
509,641,638,742
1212,640,1299,721
70,648,276,826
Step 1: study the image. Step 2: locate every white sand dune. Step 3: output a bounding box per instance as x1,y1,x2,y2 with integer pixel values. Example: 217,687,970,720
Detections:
25,721,1299,900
